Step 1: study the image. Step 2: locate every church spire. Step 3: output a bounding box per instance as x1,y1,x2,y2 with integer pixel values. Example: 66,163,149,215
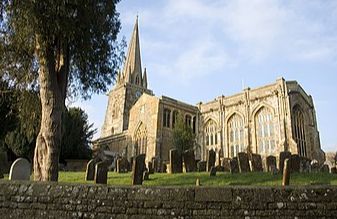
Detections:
123,16,142,85
142,67,148,89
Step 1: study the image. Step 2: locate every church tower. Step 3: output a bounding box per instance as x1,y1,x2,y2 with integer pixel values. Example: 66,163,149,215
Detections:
101,17,152,137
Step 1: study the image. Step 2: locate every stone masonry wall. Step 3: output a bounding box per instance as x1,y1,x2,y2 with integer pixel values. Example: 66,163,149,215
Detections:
0,181,336,218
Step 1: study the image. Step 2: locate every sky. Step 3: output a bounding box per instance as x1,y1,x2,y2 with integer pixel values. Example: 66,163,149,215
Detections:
72,0,337,152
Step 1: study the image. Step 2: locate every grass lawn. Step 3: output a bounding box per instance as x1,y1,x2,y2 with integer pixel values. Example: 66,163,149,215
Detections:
2,172,337,186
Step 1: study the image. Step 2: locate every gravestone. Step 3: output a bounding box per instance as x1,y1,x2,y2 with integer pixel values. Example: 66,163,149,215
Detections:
300,157,311,173
230,157,239,173
282,158,291,186
85,159,96,181
311,160,319,173
182,149,196,172
251,154,263,172
207,149,216,172
151,157,159,173
9,158,31,181
320,164,330,173
222,158,231,172
331,167,337,174
116,157,129,173
132,154,146,185
210,166,217,177
266,156,277,172
129,157,134,171
143,170,149,180
238,152,250,172
196,178,201,186
197,161,206,172
290,154,300,173
169,149,182,173
162,163,167,173
148,161,154,174
94,161,108,184
279,151,291,173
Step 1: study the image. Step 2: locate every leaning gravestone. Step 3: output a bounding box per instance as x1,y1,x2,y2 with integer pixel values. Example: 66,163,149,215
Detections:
266,156,277,172
9,158,31,181
238,152,250,172
311,160,319,173
85,159,96,181
251,154,263,172
230,157,239,173
210,166,217,177
170,149,182,173
182,149,196,172
279,151,291,173
117,157,129,173
132,154,146,185
94,161,108,184
207,149,216,172
290,154,300,173
197,161,206,172
222,158,231,172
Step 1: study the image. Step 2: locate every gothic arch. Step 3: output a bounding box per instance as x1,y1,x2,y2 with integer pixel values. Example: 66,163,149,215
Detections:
292,105,308,157
204,119,219,148
251,102,275,119
225,111,245,125
226,113,245,158
133,122,147,156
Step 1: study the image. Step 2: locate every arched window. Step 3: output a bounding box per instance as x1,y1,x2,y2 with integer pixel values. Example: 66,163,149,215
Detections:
163,108,171,128
172,110,178,128
228,114,244,158
134,123,147,155
292,106,307,157
255,107,275,155
204,120,218,147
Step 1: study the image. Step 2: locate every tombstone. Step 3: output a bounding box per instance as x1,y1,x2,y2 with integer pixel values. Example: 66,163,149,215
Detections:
197,161,206,172
266,156,277,172
209,166,217,177
169,149,182,174
129,156,134,171
279,151,291,173
85,159,96,181
320,164,330,173
222,158,231,172
331,167,337,174
162,163,167,173
182,149,196,172
216,165,225,172
237,152,250,173
94,161,108,184
116,157,129,173
196,178,201,186
300,157,311,173
290,154,300,173
230,157,239,173
207,149,216,172
148,161,154,174
9,158,31,181
311,160,319,173
282,158,291,186
251,154,263,172
151,157,159,173
132,154,146,185
143,170,149,181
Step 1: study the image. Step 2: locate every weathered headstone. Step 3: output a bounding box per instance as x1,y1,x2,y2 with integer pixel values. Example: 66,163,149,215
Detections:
182,149,196,172
222,158,231,172
238,152,250,173
151,157,159,173
230,157,239,173
116,157,129,173
148,161,154,174
320,164,330,173
169,149,182,173
311,160,319,173
216,165,225,172
266,155,277,172
207,149,216,172
162,163,167,173
143,170,149,181
85,159,96,181
279,151,291,173
290,154,300,173
197,161,206,172
282,158,291,186
331,167,337,174
9,158,31,181
94,161,108,184
251,154,263,172
132,154,146,185
210,166,217,177
300,157,311,173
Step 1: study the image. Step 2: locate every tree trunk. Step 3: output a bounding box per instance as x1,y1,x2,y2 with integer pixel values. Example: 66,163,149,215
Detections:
33,35,68,181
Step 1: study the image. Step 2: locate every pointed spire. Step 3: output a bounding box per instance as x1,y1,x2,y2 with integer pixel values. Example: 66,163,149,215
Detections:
142,67,147,89
122,16,142,84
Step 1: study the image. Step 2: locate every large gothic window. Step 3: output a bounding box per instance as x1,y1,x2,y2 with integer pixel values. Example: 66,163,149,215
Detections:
292,106,307,157
228,114,244,157
255,107,275,155
163,108,171,128
134,123,147,155
204,120,218,147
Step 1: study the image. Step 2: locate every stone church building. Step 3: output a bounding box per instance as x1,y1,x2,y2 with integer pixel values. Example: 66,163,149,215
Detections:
93,19,325,165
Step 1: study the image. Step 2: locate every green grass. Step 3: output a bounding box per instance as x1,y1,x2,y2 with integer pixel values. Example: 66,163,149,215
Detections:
2,172,337,186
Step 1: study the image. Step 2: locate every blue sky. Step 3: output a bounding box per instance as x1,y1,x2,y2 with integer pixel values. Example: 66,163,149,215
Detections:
72,0,337,152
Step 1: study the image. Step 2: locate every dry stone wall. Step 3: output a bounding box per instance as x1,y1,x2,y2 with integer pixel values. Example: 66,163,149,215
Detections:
0,181,336,218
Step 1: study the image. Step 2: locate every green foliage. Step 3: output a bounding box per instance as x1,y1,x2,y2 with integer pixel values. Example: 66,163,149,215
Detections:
172,114,195,154
61,107,96,160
